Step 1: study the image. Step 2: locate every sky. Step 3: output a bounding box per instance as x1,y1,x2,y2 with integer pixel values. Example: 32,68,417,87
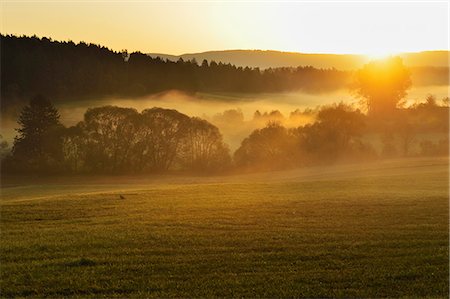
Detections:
1,1,449,56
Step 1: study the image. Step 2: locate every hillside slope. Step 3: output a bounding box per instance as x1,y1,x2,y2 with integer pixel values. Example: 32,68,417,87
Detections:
149,50,449,70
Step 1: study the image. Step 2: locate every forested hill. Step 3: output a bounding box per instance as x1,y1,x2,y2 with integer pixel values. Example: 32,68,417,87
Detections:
1,35,448,109
1,35,348,107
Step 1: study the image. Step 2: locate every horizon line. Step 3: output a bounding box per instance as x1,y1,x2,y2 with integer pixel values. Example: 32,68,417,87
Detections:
2,32,449,57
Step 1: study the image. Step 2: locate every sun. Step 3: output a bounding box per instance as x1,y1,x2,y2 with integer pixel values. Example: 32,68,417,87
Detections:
365,49,397,60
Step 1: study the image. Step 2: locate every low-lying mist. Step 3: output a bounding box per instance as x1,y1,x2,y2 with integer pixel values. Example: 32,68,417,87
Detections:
1,85,448,150
1,89,348,149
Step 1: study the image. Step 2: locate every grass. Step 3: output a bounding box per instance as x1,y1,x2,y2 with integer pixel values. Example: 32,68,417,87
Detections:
1,158,448,297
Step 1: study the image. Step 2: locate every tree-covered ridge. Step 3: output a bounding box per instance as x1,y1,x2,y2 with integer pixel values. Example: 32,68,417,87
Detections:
1,34,348,106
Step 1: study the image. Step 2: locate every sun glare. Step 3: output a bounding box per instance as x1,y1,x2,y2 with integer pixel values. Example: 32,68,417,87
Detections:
365,50,396,60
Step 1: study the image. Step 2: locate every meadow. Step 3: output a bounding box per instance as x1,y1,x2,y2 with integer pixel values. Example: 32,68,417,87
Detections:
1,157,448,297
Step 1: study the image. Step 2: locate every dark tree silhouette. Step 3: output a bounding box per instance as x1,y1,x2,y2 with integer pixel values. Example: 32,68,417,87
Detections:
62,124,88,172
11,95,65,172
296,103,370,163
82,106,139,173
139,108,191,172
180,117,231,172
234,122,298,170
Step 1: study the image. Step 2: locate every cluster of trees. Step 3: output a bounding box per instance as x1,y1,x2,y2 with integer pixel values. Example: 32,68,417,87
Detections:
1,35,348,109
372,95,449,158
3,96,230,174
234,104,376,171
233,101,449,171
1,95,448,175
353,57,449,158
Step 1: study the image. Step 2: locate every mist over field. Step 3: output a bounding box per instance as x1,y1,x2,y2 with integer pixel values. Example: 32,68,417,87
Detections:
2,84,448,150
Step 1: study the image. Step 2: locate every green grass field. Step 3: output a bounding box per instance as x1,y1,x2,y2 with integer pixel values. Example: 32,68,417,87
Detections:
1,158,449,298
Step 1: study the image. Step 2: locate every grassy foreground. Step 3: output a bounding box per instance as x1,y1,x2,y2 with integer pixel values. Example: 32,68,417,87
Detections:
1,158,449,297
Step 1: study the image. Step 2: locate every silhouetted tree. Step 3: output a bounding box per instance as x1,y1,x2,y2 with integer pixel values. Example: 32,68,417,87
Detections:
353,57,411,114
62,124,88,172
296,103,370,163
234,122,298,170
139,108,191,172
11,95,65,172
82,106,139,173
179,117,231,172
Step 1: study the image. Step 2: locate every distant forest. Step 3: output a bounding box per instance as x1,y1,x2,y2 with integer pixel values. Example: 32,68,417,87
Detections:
2,35,447,109
1,35,347,106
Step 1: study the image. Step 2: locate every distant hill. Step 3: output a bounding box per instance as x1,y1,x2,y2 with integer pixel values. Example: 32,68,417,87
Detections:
148,50,449,70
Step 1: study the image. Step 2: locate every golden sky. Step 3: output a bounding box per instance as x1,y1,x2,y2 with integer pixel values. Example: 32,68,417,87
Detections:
1,1,448,55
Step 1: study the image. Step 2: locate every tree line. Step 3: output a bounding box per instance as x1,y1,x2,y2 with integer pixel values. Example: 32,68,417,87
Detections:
1,34,348,109
3,35,447,110
2,94,448,175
